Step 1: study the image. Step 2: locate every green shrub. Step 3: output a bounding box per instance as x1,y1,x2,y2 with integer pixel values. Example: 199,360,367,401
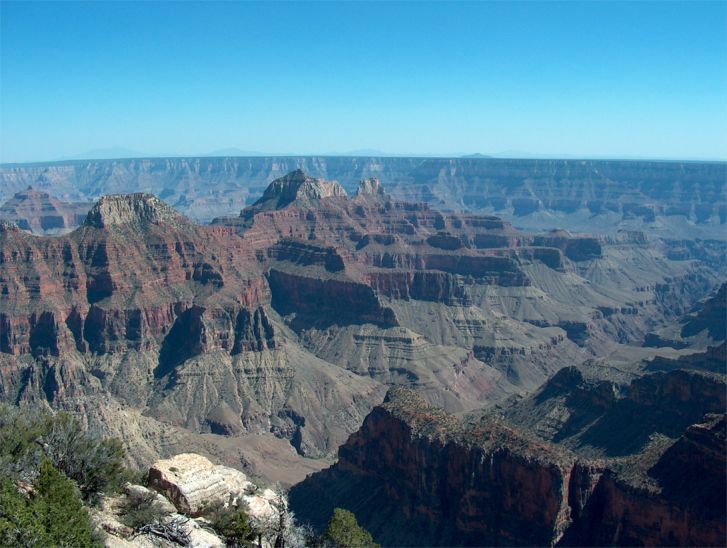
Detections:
0,405,128,503
0,404,52,480
0,460,97,547
204,497,256,547
323,508,379,548
119,490,167,531
39,413,127,502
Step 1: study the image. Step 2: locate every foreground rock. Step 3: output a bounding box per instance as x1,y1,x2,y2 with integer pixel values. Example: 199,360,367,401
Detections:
148,453,277,518
93,453,287,547
92,486,226,548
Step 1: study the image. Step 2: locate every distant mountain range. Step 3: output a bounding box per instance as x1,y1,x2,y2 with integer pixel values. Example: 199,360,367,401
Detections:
35,148,727,164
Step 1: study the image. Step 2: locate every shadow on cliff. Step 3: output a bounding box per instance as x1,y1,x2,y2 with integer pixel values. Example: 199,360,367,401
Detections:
154,306,206,383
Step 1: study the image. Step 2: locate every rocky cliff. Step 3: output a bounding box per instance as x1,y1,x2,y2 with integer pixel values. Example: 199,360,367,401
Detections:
0,187,91,234
291,384,726,546
501,361,726,457
1,156,724,238
0,169,721,482
680,282,726,340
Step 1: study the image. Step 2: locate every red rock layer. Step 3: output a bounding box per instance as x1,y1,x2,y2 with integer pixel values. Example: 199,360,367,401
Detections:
290,388,726,547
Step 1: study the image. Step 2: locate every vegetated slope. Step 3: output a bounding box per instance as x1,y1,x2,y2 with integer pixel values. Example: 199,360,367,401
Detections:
0,187,92,234
1,156,724,239
0,171,720,483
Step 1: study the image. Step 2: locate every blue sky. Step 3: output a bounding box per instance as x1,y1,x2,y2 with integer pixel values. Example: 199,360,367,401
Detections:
1,1,725,163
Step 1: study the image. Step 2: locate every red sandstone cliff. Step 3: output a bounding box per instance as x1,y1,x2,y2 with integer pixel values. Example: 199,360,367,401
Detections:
290,386,726,546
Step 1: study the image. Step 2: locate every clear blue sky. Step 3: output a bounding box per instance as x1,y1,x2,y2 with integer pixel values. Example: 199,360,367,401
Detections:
1,1,725,163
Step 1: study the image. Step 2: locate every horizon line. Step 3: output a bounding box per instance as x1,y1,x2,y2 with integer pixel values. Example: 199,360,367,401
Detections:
2,153,727,168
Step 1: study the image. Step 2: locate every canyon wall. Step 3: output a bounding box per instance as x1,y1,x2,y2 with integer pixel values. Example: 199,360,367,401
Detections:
2,157,724,239
291,386,726,546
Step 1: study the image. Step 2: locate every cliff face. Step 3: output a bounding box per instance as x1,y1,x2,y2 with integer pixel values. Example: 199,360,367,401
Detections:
291,386,726,546
1,156,724,238
680,282,726,340
0,187,91,234
0,169,722,478
562,413,726,547
291,388,581,546
0,198,265,358
501,361,726,459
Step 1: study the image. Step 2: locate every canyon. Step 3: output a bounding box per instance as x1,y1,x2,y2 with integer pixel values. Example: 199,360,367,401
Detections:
1,156,725,240
0,162,724,545
0,187,91,234
291,377,725,546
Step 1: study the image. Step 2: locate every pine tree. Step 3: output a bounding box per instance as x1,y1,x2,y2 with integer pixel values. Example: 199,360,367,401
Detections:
0,460,97,547
323,508,379,548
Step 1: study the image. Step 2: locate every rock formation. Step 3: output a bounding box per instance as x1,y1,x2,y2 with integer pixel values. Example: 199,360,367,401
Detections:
0,169,722,485
356,177,385,196
148,453,276,517
84,193,184,229
250,169,348,212
680,282,726,340
92,452,284,547
291,382,726,546
0,187,91,234
1,157,724,239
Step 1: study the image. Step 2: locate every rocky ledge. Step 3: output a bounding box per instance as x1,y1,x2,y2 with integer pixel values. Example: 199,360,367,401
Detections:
94,452,282,547
290,386,726,546
84,193,184,228
253,169,348,211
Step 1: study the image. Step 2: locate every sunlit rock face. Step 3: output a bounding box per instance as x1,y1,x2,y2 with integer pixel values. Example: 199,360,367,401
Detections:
0,187,91,234
1,157,724,239
0,169,722,491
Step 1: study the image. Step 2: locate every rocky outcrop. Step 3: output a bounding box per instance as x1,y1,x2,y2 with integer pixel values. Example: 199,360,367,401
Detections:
649,414,725,516
291,386,726,546
250,169,347,212
680,282,726,340
503,365,726,457
291,388,582,546
533,231,602,262
0,187,91,234
356,177,385,196
268,268,398,328
363,271,470,305
84,193,184,228
646,341,726,374
562,413,726,547
148,453,276,517
93,454,289,547
267,239,346,273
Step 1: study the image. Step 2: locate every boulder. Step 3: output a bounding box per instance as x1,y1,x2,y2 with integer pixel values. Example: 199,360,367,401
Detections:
148,453,251,515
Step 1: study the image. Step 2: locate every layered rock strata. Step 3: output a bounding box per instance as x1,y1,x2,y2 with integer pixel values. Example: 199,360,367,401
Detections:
291,385,726,546
0,187,91,234
0,171,720,474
